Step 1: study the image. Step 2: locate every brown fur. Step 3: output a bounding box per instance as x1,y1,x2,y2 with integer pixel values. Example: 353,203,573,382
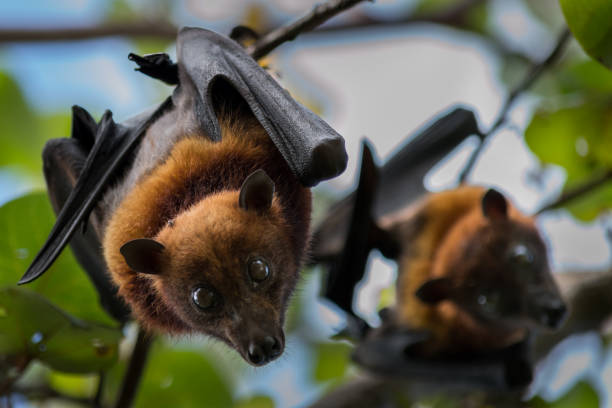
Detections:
385,186,538,355
103,116,311,335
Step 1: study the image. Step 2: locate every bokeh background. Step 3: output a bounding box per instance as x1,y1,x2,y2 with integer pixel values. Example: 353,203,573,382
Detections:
1,0,612,407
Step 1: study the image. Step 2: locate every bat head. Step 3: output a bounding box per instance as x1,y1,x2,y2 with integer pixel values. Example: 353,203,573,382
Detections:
416,189,567,332
120,170,298,366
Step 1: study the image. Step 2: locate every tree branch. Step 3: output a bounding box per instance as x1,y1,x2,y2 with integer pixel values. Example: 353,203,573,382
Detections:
0,21,177,43
536,168,612,214
113,327,153,408
458,28,572,183
316,0,485,34
247,0,369,60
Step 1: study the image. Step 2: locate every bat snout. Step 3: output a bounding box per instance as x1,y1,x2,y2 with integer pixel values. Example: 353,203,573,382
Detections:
246,335,284,366
530,292,567,329
540,301,567,329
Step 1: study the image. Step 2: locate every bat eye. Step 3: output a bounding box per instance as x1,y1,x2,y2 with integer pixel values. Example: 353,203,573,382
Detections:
192,287,217,310
248,258,270,283
509,244,534,268
477,291,500,315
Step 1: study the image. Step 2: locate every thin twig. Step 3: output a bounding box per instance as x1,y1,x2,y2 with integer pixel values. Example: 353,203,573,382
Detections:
458,29,572,183
93,371,105,408
247,0,369,60
0,356,31,397
317,0,485,34
113,327,154,408
536,168,612,214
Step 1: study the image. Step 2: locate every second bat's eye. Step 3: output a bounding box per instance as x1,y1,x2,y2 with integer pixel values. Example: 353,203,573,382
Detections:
509,244,534,268
248,258,270,283
192,287,217,310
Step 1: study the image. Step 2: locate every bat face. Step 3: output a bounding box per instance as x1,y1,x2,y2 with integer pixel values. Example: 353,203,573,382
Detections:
120,172,299,366
449,224,566,330
417,189,568,332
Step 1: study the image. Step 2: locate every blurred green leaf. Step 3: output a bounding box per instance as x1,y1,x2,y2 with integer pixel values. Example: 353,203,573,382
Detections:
48,371,99,399
0,193,116,325
233,395,275,408
130,38,174,56
416,0,461,14
558,60,612,94
0,72,70,179
529,381,599,407
313,342,352,383
560,0,612,69
107,0,172,22
525,102,612,220
377,285,396,311
0,287,120,374
130,340,233,408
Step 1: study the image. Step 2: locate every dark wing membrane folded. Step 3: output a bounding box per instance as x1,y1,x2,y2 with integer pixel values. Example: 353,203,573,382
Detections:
176,27,347,187
19,99,173,285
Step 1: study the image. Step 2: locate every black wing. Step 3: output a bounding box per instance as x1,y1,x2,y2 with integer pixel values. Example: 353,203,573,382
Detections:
352,332,533,390
321,141,399,327
39,107,131,321
19,101,173,285
311,107,480,264
175,27,347,187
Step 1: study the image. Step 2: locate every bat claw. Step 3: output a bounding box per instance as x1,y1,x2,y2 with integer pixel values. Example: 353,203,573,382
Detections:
128,52,178,85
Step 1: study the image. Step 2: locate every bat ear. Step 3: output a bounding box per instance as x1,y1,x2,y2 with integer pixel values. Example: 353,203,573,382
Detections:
415,277,453,304
120,238,166,275
239,169,275,213
482,188,508,220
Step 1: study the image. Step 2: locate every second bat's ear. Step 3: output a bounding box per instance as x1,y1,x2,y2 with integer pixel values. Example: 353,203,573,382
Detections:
482,188,508,220
239,169,275,213
120,238,166,275
415,277,453,304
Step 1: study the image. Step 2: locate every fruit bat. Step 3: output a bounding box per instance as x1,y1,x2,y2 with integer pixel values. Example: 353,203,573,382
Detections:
311,109,566,389
19,27,347,366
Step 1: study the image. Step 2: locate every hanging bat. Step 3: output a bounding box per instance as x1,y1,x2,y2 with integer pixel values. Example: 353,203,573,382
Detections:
20,27,347,366
312,117,567,388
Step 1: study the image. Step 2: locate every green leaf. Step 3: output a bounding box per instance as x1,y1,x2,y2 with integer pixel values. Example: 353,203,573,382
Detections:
0,71,70,179
0,193,116,325
233,395,275,408
0,287,121,374
558,60,612,95
525,102,612,220
131,341,233,408
529,381,599,407
560,0,612,69
48,371,99,399
312,342,352,383
416,0,461,14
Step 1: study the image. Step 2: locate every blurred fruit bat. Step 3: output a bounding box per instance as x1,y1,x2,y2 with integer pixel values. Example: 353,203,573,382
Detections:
19,27,347,365
312,113,566,388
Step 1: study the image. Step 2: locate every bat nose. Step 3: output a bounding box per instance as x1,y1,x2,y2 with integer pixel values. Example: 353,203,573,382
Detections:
247,335,283,366
529,290,567,329
541,301,568,329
